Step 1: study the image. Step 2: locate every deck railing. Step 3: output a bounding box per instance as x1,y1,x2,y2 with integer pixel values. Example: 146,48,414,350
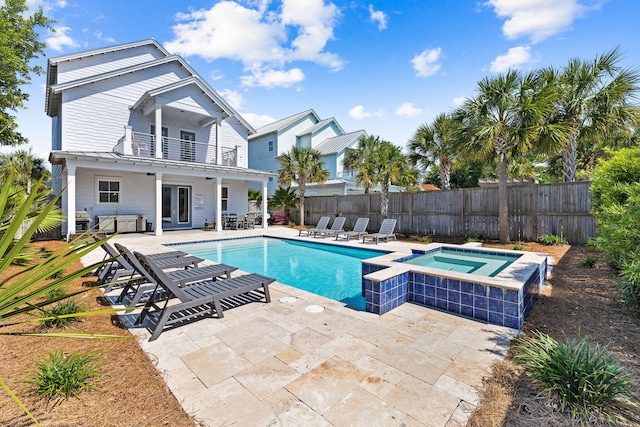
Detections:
115,129,239,166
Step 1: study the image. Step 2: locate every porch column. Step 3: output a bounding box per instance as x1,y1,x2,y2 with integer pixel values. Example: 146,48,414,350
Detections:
66,165,76,240
123,126,133,155
262,180,268,229
215,121,222,165
155,173,163,236
215,178,222,231
154,103,163,159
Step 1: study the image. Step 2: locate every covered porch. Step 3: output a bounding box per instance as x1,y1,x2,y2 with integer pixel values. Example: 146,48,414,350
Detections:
49,151,273,240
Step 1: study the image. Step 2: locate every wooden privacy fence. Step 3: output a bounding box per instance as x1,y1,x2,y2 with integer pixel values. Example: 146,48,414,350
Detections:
295,181,596,243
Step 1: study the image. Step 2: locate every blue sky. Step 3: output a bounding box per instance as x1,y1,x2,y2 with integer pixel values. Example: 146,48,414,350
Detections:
11,0,640,164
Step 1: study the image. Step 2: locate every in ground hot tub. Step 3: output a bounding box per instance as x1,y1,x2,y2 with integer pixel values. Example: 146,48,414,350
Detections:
361,243,547,329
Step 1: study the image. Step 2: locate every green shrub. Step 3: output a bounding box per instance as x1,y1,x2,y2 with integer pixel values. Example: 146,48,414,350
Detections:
418,236,432,243
26,350,100,403
288,221,296,227
400,229,411,238
43,299,85,328
580,256,598,268
512,242,524,251
46,287,66,300
590,147,640,270
619,258,640,305
465,237,480,243
538,234,567,245
515,331,630,423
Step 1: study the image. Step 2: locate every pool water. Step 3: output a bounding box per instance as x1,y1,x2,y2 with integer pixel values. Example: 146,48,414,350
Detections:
172,237,386,309
399,248,519,277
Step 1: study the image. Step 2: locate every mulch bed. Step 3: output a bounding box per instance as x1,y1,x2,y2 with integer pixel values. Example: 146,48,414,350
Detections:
0,240,199,427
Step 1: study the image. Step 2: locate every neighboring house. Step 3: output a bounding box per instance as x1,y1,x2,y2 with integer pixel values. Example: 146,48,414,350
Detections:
248,109,367,196
46,39,273,239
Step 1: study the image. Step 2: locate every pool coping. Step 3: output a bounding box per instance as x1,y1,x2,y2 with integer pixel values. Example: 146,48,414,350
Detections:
362,242,547,291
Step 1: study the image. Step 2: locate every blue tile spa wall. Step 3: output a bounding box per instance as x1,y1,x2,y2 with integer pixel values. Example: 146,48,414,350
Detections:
363,259,546,329
363,272,408,314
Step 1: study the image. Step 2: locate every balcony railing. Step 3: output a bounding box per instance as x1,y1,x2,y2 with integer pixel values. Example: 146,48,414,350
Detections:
115,129,239,167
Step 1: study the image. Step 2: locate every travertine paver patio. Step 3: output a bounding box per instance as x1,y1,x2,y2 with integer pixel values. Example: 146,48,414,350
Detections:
88,227,517,427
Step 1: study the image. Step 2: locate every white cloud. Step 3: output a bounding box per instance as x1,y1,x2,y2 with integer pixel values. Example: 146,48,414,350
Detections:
349,105,384,119
486,0,595,43
218,89,244,110
395,102,422,117
165,0,343,88
241,67,305,88
46,26,78,51
453,96,467,106
243,112,277,129
368,5,387,30
349,105,372,119
411,47,442,77
94,31,115,43
490,45,534,72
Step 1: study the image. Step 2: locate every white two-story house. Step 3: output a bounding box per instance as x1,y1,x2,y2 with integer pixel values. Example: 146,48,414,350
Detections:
45,39,273,239
248,109,367,196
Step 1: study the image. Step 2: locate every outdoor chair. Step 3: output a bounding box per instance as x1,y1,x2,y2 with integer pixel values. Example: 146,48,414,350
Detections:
244,214,256,229
312,216,346,238
134,251,274,341
334,218,369,241
362,219,398,244
299,216,330,236
98,242,203,291
113,243,238,307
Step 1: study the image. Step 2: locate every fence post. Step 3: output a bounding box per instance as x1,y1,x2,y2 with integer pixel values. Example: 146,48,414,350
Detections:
531,181,538,241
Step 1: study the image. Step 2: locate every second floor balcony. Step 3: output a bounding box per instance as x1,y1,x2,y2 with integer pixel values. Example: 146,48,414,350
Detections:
115,129,238,167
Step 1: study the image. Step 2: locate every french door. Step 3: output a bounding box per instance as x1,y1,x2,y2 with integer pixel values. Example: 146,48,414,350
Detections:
162,185,191,229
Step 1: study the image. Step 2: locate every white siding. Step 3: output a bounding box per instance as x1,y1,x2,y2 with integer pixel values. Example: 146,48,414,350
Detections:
56,45,166,84
220,121,248,168
60,64,192,151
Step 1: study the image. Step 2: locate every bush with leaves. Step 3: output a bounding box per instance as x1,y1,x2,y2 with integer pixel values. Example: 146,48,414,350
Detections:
515,330,631,423
538,234,567,246
590,147,640,303
26,350,100,405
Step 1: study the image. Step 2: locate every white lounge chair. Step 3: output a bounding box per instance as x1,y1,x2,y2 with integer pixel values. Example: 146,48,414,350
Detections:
335,218,369,241
362,219,397,244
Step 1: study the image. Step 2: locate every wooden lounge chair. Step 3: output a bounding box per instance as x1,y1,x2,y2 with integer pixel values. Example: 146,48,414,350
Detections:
312,216,346,238
299,216,330,236
113,243,238,307
335,218,369,241
134,251,274,341
362,219,397,244
98,242,203,290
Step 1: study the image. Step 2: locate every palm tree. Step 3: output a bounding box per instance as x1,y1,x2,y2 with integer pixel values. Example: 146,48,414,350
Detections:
277,146,329,226
0,149,49,192
269,186,298,222
543,48,640,182
408,113,462,190
370,140,417,218
343,135,378,194
457,70,566,243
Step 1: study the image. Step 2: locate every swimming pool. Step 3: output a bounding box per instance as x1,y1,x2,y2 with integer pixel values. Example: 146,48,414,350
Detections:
397,248,520,277
169,237,387,309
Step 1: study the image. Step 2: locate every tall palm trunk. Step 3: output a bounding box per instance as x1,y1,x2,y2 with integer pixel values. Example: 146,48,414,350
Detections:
440,158,451,190
380,182,389,218
497,151,510,243
298,180,305,226
562,128,579,182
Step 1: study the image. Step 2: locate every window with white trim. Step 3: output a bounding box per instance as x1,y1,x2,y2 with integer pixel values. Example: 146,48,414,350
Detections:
221,186,228,211
97,178,121,204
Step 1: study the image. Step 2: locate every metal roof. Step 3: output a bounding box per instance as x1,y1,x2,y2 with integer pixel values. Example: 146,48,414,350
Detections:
249,109,319,139
48,151,275,178
314,130,366,155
